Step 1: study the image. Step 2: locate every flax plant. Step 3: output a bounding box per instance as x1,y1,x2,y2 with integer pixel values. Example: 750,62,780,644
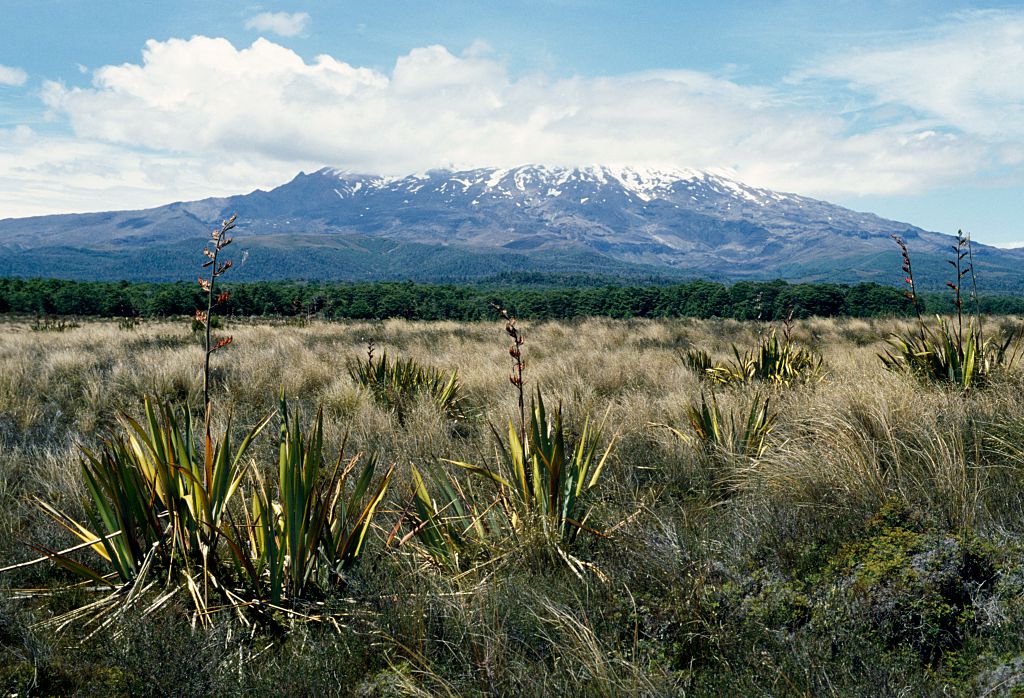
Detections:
655,389,776,497
396,464,503,569
880,233,1022,389
229,394,393,604
496,304,527,449
402,309,616,569
26,215,396,623
404,389,615,575
35,398,272,609
449,310,618,545
348,343,468,425
461,390,616,544
681,390,776,461
685,329,823,386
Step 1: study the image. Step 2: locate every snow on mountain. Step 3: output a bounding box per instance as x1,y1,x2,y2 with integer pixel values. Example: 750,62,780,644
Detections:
1,163,1021,286
316,164,780,206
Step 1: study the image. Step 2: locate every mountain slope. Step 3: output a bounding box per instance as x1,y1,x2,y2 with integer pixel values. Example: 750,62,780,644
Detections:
1,164,1020,288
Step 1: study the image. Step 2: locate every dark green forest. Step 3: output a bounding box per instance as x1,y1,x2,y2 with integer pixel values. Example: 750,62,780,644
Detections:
3,276,1024,321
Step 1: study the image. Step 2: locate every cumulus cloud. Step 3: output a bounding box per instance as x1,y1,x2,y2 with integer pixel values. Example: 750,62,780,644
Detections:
39,34,995,201
11,11,1024,216
0,64,28,86
244,11,309,37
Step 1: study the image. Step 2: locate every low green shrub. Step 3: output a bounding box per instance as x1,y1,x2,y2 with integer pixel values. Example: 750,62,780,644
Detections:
34,393,392,623
685,328,823,386
451,389,616,546
823,508,998,663
881,233,1023,389
348,347,469,425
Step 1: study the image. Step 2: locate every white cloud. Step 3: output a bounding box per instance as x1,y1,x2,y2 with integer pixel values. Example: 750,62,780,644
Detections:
11,12,1024,216
0,64,27,86
244,11,309,38
0,126,307,218
37,35,993,202
798,10,1024,142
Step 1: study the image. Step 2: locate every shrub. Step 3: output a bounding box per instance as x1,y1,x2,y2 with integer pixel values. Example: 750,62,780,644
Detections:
879,318,1022,389
681,390,776,462
401,307,618,572
402,389,616,573
453,390,616,545
348,345,469,425
880,233,1022,389
36,395,393,621
399,464,503,569
823,509,998,663
685,328,823,386
36,397,271,596
229,394,393,605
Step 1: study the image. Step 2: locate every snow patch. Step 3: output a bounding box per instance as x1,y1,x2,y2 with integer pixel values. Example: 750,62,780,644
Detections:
485,168,509,189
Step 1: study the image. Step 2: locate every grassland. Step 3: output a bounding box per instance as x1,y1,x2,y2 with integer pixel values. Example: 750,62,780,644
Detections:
2,314,1024,696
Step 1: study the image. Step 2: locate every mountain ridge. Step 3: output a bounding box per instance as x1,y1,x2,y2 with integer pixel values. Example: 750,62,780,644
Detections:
1,164,1021,290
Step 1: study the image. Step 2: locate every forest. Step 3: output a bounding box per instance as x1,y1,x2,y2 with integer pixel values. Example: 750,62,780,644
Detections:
4,276,1024,321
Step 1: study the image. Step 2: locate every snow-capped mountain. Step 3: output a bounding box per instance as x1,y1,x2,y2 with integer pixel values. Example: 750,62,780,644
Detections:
1,164,1021,287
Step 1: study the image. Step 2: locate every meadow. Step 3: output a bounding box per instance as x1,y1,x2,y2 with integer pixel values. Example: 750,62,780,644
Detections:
1,312,1024,696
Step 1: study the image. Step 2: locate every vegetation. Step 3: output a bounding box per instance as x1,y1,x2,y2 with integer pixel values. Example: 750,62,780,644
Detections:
348,344,469,425
9,275,1024,322
196,214,237,416
236,395,393,607
682,391,776,461
399,309,616,573
2,313,1024,694
685,325,824,385
23,217,397,630
3,228,1024,694
880,233,1023,388
452,390,616,544
37,398,270,596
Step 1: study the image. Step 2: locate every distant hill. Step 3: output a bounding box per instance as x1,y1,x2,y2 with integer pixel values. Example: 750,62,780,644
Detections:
2,164,1021,290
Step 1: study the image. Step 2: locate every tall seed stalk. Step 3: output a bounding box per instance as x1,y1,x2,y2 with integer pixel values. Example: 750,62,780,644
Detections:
947,231,970,357
879,232,1020,389
965,230,983,345
198,214,237,428
891,234,922,326
495,304,526,448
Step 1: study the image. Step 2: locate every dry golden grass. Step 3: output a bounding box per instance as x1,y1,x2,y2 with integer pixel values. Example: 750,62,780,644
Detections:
2,314,1024,695
2,314,1022,527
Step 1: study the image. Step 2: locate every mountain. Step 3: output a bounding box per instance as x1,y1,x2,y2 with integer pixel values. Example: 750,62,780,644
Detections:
1,164,1021,289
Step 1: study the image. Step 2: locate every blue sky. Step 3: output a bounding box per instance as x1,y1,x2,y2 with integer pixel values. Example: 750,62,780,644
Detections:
2,1,1023,245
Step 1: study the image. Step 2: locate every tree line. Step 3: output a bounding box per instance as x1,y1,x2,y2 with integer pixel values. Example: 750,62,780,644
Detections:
2,277,1023,321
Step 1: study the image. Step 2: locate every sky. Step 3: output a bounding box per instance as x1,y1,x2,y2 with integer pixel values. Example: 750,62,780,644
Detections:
1,1,1023,245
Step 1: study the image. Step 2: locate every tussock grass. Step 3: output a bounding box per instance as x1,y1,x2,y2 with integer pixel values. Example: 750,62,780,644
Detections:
1,314,1024,695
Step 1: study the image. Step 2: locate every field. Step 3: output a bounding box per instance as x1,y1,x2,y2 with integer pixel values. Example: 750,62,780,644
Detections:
2,314,1024,696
